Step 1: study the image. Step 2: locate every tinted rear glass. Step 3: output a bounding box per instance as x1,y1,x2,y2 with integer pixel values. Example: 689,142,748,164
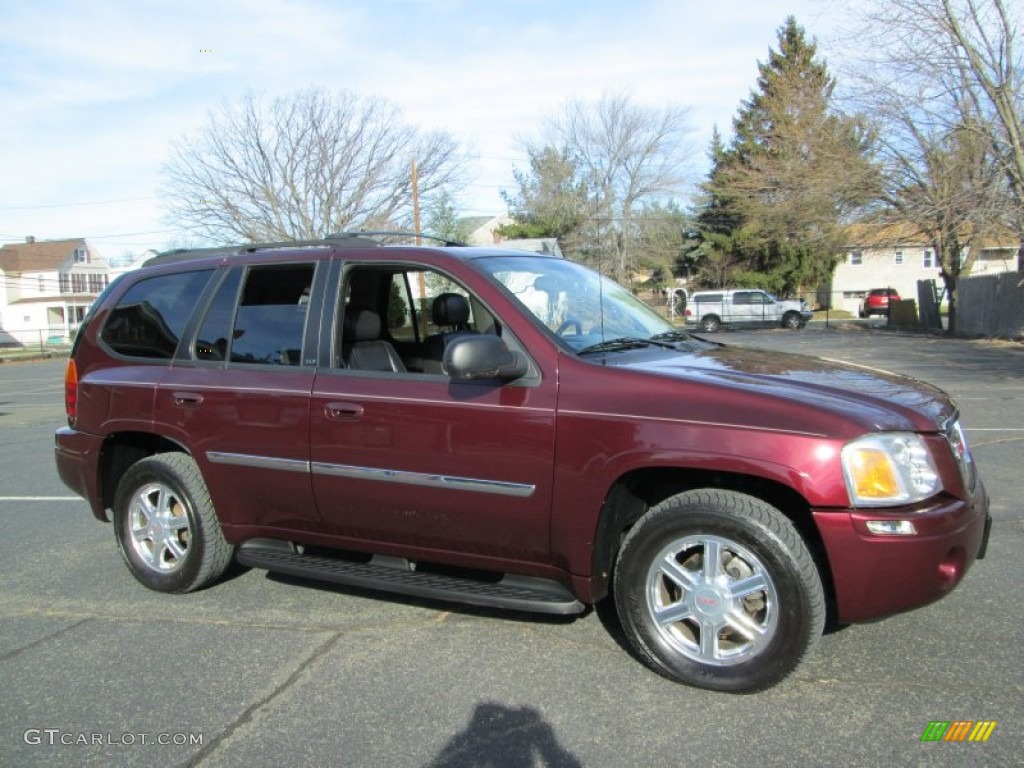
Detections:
101,270,213,359
229,263,315,366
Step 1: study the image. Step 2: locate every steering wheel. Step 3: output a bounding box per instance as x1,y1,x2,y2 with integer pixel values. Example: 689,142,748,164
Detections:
555,318,583,336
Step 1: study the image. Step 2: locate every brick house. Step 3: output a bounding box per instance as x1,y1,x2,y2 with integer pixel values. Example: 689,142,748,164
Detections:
0,237,110,346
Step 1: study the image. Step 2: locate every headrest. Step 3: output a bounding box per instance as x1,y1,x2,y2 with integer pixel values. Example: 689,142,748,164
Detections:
431,292,470,326
344,308,381,342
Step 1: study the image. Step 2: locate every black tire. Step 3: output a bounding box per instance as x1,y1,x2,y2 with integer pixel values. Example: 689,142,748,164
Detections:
613,489,825,692
782,311,803,330
113,453,233,593
699,315,721,333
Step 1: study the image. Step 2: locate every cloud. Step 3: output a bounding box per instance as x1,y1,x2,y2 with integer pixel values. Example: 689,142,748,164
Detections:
0,0,849,253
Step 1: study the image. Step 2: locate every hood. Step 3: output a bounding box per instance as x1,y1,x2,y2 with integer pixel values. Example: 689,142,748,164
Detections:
615,344,955,433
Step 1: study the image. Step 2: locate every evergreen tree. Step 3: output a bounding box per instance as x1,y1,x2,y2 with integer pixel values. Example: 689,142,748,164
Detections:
696,17,880,293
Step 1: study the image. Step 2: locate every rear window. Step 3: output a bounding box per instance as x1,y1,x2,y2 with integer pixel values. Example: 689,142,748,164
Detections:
228,263,315,366
100,270,213,359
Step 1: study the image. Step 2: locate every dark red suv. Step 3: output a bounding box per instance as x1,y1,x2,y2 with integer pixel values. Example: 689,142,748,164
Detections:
55,235,990,692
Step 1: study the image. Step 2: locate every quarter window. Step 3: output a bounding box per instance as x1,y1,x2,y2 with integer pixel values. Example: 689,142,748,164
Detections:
101,270,213,359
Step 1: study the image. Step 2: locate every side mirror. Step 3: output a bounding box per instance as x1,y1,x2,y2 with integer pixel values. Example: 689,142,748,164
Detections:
444,335,528,382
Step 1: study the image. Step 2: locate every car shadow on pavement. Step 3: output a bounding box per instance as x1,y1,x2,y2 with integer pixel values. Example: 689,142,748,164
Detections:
424,701,583,768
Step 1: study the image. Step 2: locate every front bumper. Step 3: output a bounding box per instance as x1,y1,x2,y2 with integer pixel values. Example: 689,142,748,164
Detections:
813,481,990,623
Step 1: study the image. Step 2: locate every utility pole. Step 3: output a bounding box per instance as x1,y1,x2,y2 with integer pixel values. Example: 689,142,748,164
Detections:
411,158,426,331
411,158,421,246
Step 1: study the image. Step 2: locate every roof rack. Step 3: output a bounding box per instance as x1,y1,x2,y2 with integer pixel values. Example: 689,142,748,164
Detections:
325,231,467,247
146,231,464,266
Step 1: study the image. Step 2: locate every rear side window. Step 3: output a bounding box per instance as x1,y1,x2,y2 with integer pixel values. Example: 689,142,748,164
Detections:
693,293,723,303
101,270,213,359
229,263,315,366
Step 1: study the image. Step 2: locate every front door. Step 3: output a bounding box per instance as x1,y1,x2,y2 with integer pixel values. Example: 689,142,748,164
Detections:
309,262,557,565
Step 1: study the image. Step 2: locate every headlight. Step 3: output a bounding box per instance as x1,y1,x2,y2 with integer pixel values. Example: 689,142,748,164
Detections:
841,433,942,507
945,419,976,493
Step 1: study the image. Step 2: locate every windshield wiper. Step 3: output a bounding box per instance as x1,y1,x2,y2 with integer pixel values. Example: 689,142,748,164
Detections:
577,337,653,356
649,330,692,344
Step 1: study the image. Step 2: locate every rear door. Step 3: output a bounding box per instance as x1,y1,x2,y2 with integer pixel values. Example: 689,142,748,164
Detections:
155,259,324,534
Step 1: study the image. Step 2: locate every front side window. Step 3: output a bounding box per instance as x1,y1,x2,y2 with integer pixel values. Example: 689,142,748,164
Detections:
101,270,214,359
338,265,497,374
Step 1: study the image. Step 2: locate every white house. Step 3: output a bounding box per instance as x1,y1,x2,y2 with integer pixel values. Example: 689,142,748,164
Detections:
460,215,563,257
831,225,1018,314
0,237,110,346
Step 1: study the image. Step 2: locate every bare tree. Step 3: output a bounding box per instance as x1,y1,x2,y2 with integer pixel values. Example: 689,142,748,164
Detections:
873,92,1004,330
845,0,1024,270
839,0,1022,330
512,93,693,281
162,88,468,244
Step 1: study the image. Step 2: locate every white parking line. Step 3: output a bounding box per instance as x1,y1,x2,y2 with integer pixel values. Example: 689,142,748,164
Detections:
0,496,82,501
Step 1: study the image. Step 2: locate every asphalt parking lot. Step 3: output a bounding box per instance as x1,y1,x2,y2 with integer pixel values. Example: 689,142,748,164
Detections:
1,326,1021,767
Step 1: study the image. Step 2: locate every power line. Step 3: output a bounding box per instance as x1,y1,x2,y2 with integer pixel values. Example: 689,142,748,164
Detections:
0,229,176,245
0,196,158,212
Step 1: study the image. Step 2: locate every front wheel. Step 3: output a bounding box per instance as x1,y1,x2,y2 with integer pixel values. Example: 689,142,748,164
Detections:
782,311,803,330
613,489,824,692
113,453,233,593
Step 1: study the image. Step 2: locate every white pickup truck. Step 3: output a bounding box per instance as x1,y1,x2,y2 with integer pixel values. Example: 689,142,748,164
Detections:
685,289,812,332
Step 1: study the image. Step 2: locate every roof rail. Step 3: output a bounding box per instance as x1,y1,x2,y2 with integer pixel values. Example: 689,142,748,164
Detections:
146,231,465,266
326,231,467,247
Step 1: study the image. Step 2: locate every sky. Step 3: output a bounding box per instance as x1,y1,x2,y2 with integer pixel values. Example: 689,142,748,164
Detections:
0,0,849,260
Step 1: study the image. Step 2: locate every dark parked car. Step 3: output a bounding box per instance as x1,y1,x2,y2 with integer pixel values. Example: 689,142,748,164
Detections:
55,235,989,692
860,287,901,318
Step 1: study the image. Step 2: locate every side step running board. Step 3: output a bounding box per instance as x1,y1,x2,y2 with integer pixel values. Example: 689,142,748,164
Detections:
236,542,585,616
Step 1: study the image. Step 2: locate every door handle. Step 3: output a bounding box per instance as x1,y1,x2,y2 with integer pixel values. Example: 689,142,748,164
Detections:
172,391,203,407
325,402,364,420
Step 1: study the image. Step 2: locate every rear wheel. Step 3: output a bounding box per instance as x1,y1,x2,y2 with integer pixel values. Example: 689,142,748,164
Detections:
699,315,721,333
113,453,233,593
613,489,824,692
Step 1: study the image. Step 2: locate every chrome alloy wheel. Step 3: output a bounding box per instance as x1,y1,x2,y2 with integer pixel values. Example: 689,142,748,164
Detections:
645,534,778,666
128,482,192,573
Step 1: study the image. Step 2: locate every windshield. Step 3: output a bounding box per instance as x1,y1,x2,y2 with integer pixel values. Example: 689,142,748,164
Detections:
474,255,677,352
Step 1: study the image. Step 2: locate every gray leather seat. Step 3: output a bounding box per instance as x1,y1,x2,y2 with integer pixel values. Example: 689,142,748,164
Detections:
423,293,477,374
343,308,406,372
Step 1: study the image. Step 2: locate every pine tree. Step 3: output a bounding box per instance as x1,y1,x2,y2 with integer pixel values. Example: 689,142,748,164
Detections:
696,17,880,294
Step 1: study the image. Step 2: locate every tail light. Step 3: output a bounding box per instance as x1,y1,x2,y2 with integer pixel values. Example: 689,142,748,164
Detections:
65,359,78,423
